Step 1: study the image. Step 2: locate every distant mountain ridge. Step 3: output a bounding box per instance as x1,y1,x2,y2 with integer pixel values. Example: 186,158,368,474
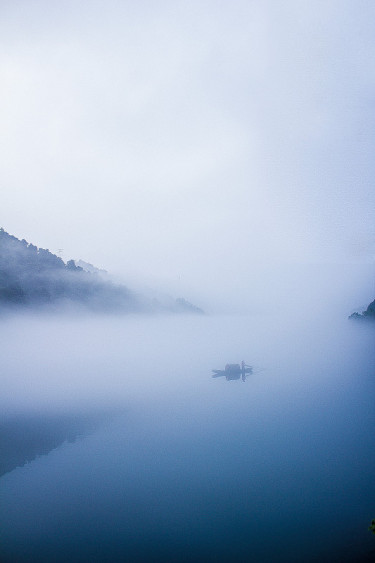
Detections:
0,228,203,314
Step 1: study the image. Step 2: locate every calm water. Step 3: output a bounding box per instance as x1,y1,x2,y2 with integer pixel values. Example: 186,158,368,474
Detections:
0,310,374,562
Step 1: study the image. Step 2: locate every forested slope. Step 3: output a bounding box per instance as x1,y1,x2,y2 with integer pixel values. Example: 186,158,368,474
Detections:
0,229,203,314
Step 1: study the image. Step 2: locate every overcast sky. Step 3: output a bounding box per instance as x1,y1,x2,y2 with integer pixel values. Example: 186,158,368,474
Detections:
1,0,374,304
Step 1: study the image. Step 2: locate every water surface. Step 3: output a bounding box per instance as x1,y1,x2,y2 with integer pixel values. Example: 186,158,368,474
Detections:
0,310,374,562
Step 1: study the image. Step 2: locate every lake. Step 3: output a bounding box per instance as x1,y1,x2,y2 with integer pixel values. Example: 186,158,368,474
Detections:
0,307,374,562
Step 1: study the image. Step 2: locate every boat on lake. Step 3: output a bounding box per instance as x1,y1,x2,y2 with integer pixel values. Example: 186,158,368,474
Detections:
212,361,253,381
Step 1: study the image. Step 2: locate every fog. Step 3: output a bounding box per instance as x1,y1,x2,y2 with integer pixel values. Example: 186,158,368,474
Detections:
1,0,375,305
1,1,375,561
0,277,373,417
1,302,374,561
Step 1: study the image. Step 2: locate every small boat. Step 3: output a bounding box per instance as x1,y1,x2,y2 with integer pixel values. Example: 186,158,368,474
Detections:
212,361,253,381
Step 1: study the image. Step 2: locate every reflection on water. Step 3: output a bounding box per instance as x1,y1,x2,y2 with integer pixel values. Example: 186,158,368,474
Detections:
0,410,118,478
0,313,374,562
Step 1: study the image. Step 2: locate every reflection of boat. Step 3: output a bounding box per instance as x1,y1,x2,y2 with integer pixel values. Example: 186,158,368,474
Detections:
212,361,253,381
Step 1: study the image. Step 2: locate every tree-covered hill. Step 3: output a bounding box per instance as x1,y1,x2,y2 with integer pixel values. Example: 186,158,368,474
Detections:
349,299,375,321
0,229,203,314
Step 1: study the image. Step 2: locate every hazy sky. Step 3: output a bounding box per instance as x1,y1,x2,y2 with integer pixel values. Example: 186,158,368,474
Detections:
1,0,374,301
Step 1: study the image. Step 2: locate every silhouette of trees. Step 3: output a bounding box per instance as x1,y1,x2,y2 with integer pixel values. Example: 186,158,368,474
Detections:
0,228,135,311
0,228,204,314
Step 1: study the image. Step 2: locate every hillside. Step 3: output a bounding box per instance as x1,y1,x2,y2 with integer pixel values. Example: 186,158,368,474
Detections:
0,229,203,314
349,299,375,321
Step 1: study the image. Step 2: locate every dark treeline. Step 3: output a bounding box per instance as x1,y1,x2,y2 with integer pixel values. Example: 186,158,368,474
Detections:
0,228,138,312
349,299,375,321
0,228,203,314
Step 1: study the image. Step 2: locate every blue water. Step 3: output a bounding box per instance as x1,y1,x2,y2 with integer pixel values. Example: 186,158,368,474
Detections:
0,312,374,562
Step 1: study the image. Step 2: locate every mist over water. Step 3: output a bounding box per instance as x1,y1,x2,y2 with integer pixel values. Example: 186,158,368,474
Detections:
1,269,374,562
1,0,375,559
